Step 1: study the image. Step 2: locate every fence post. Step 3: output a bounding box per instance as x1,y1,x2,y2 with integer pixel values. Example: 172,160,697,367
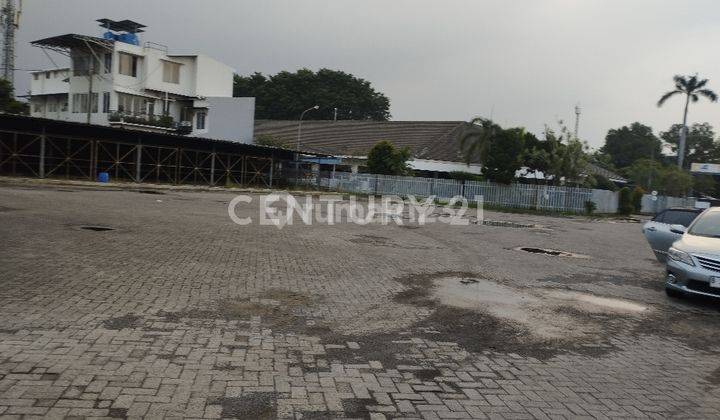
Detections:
39,127,46,178
210,148,216,185
135,144,142,183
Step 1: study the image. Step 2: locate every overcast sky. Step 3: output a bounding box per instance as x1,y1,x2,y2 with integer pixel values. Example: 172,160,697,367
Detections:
15,0,720,148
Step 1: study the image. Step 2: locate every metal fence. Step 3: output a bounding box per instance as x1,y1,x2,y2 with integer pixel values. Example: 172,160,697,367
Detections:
292,171,594,213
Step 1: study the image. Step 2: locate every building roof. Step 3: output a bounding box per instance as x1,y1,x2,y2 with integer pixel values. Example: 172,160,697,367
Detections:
0,113,328,161
97,19,146,33
31,34,113,53
254,120,475,162
586,162,627,183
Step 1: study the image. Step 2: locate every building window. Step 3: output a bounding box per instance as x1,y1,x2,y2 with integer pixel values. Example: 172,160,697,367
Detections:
73,55,90,76
102,92,111,113
104,53,112,74
72,93,85,113
61,101,68,112
117,92,146,115
45,72,51,79
162,61,181,84
33,73,39,80
33,101,43,113
47,101,58,113
118,53,138,77
196,112,207,130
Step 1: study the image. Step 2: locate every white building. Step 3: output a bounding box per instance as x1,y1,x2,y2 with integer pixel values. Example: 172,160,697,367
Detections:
28,19,254,141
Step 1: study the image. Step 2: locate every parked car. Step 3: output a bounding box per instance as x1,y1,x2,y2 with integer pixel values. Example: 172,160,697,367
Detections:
665,207,720,298
643,207,703,262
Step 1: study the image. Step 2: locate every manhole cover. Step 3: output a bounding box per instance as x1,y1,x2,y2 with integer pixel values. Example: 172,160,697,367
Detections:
80,226,115,232
514,246,588,258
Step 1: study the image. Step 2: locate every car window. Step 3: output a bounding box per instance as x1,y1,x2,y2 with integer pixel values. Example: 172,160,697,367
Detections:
688,211,720,237
652,210,666,223
663,210,699,227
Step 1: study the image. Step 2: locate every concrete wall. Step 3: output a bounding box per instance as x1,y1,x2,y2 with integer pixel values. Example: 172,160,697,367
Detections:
640,194,695,214
194,55,234,97
591,189,619,214
191,97,255,142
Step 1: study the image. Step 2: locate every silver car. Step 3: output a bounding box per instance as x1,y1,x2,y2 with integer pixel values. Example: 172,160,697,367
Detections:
643,207,703,262
665,207,720,298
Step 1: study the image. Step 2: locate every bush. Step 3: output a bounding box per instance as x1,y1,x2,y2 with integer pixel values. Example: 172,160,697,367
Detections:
447,171,484,182
584,200,597,215
594,174,617,191
618,187,633,215
631,187,644,213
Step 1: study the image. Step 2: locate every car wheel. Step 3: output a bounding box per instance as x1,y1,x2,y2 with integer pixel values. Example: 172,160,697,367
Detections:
665,287,684,299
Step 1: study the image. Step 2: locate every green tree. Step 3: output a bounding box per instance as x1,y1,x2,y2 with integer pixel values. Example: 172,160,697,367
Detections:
658,166,693,196
660,122,719,168
618,187,633,215
0,80,29,114
459,117,500,165
693,174,718,196
543,123,589,186
234,68,391,121
600,123,661,169
658,74,718,168
253,134,289,148
521,131,551,181
626,158,663,191
366,141,411,175
482,128,526,184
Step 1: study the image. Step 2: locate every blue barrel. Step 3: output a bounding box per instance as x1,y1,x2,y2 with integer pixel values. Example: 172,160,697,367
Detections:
97,172,110,183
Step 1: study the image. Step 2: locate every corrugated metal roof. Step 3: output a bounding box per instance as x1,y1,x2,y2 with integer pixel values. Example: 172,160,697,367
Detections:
254,120,475,162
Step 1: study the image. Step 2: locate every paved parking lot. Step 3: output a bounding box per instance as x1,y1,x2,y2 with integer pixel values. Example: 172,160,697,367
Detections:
1,179,720,419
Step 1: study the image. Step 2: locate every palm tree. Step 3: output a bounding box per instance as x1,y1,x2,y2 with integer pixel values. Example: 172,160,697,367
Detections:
657,74,718,168
459,117,499,165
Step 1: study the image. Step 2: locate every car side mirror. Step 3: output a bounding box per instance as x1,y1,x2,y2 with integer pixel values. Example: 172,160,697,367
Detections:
670,224,686,235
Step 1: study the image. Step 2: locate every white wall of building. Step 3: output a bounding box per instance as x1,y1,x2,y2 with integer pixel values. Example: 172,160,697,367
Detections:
190,97,255,142
193,55,234,97
30,69,70,95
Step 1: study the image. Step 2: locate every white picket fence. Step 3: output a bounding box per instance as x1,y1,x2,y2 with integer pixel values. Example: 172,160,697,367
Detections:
314,173,593,213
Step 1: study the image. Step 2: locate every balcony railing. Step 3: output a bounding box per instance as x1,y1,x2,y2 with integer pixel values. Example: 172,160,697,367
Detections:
108,111,175,129
108,111,194,134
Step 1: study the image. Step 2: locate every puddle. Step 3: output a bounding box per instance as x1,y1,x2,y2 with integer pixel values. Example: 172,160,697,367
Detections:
514,246,589,258
430,276,647,339
549,291,647,312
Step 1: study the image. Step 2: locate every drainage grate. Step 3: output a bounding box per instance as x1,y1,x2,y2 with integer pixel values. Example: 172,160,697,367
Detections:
514,246,588,258
482,220,537,229
80,226,115,232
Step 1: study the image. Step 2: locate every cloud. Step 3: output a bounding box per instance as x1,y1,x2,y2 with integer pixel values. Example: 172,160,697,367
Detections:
16,0,720,148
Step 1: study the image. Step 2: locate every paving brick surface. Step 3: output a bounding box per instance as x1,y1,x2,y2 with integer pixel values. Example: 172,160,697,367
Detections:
1,181,719,419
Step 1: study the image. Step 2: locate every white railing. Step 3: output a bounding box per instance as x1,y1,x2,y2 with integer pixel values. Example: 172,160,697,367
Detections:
312,172,593,213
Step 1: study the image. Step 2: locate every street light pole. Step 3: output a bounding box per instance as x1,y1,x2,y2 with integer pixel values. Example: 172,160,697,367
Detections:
295,105,319,172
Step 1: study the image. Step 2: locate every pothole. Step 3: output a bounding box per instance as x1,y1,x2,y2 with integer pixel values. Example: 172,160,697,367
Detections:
514,246,588,258
80,226,115,232
482,220,538,229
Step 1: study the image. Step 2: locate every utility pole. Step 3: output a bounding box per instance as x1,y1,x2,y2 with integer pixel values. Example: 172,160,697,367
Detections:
574,104,581,140
333,107,338,122
87,56,94,124
1,0,18,83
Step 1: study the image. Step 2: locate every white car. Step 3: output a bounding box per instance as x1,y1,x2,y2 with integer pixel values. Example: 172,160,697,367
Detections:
642,207,703,262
